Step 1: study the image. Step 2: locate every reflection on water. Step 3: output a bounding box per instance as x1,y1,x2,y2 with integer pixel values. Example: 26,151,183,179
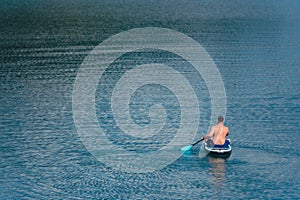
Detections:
208,157,227,196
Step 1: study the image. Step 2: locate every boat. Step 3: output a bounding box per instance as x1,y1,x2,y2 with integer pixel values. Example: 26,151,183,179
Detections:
202,140,232,159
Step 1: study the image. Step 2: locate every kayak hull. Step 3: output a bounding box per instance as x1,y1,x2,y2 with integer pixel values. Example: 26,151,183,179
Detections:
203,143,232,159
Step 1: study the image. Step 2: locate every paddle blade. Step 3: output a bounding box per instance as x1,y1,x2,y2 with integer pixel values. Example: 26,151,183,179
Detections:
181,145,193,152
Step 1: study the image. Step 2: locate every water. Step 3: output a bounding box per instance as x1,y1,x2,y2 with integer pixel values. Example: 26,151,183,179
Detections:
1,0,300,199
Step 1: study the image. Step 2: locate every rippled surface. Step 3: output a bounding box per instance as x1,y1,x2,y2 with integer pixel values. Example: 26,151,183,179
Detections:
1,1,300,199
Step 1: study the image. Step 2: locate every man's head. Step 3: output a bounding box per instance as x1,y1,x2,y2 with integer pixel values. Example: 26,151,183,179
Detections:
218,116,224,123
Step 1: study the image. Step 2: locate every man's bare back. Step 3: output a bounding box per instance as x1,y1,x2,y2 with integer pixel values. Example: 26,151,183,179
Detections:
204,116,229,145
209,125,229,145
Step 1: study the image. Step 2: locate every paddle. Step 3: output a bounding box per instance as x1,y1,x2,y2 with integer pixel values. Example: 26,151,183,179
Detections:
181,137,204,152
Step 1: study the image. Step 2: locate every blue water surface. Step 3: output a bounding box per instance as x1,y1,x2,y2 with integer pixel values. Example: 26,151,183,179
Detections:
1,0,300,199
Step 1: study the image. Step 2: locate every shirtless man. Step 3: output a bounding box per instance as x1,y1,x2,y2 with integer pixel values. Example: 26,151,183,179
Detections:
203,116,229,146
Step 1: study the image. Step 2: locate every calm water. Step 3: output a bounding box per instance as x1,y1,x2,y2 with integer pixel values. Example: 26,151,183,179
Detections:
1,0,300,199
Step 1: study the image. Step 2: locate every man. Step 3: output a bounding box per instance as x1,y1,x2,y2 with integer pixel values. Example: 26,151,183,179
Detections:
203,116,230,147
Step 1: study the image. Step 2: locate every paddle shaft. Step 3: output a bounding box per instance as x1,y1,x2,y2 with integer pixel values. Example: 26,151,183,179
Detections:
192,137,204,146
181,137,205,152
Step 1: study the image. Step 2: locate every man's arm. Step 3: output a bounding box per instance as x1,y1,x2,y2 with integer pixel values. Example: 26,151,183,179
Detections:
225,127,229,136
204,126,214,140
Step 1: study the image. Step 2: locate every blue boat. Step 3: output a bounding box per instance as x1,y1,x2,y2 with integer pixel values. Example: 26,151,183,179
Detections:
203,140,232,159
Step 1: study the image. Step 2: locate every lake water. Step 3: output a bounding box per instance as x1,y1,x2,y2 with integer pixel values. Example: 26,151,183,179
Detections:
1,0,300,199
